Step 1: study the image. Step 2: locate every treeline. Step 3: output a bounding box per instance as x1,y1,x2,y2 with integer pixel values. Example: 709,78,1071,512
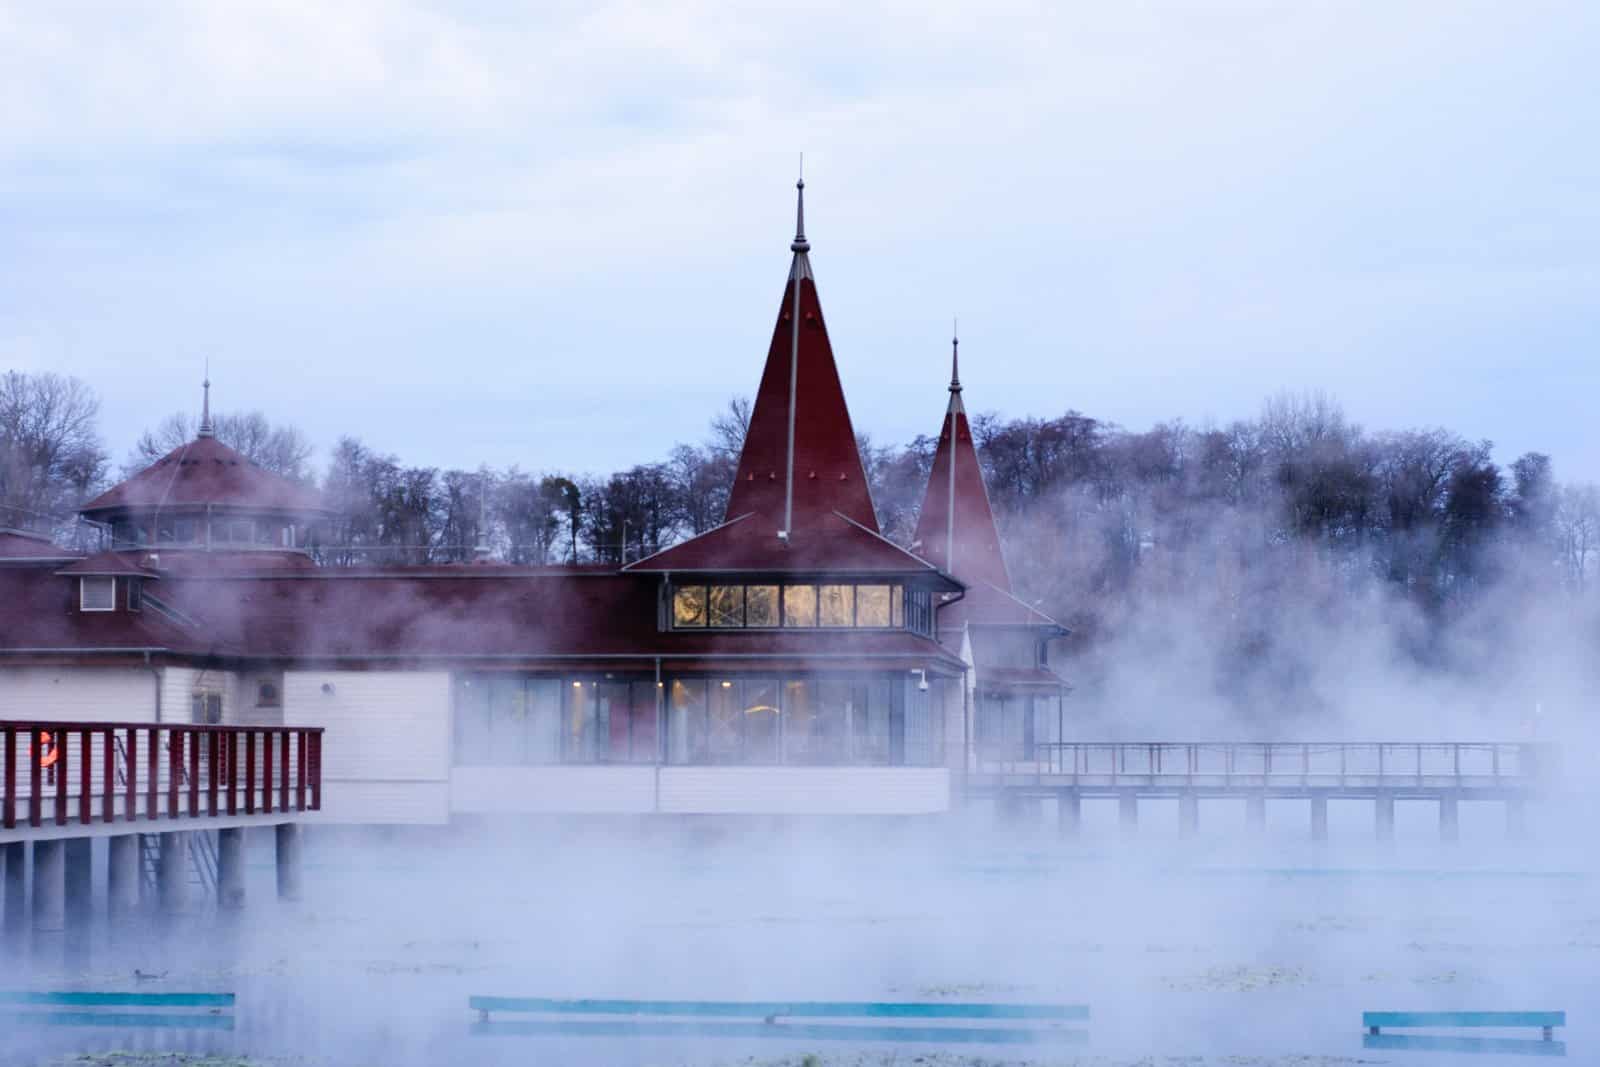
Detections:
4,371,1598,657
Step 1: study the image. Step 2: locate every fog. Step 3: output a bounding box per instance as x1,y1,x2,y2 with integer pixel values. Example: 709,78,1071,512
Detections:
5,798,1598,1066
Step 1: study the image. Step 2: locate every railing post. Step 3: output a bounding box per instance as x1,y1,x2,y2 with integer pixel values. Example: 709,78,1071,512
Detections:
146,727,159,821
187,727,200,817
79,728,92,825
1339,744,1346,787
279,730,290,812
296,730,309,812
245,731,257,815
1453,743,1460,780
1416,743,1422,787
55,726,68,826
2,726,14,830
208,730,220,817
167,728,181,819
102,728,116,823
125,728,138,823
226,732,239,816
262,731,274,815
309,731,322,811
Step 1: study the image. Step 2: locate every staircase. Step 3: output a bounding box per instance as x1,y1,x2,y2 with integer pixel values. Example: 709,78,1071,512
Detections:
114,734,218,902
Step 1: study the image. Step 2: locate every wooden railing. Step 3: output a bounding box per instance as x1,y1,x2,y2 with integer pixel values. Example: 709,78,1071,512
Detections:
975,742,1544,789
1,721,323,832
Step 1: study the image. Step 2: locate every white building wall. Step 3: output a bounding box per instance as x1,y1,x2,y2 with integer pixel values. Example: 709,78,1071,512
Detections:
283,670,451,825
659,767,950,815
160,666,235,723
0,665,157,722
450,766,657,815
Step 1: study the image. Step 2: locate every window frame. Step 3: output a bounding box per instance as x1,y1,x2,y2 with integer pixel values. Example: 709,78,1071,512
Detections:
80,576,116,612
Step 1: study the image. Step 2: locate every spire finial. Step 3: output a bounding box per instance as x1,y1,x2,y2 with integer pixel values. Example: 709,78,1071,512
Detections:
198,361,214,438
950,318,962,393
790,153,809,254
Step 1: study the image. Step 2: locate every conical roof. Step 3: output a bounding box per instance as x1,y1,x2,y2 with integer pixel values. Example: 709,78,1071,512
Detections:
912,335,1011,593
80,435,326,517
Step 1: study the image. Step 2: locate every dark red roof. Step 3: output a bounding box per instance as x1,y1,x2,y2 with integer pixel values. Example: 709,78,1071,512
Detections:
0,565,197,654
56,551,161,578
80,435,326,516
913,369,1011,594
627,511,954,582
0,528,75,560
153,569,962,668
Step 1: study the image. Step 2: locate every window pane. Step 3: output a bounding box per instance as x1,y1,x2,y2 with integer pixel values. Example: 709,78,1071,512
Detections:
746,585,779,627
783,585,816,627
818,584,854,627
599,682,630,762
856,585,891,627
787,679,846,764
668,679,707,763
852,680,892,765
673,585,707,627
891,585,904,627
629,681,659,763
81,577,115,611
489,677,530,765
743,679,780,763
453,678,492,765
708,585,745,627
564,680,597,762
528,679,562,762
708,680,743,762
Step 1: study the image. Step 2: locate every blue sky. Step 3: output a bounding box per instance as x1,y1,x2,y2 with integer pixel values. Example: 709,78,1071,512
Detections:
2,2,1597,481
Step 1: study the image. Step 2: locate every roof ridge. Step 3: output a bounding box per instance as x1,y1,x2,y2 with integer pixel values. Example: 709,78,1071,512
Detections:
621,512,756,571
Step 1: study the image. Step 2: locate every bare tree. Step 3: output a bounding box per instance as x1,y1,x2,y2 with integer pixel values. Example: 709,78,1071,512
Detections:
0,371,109,529
131,410,314,482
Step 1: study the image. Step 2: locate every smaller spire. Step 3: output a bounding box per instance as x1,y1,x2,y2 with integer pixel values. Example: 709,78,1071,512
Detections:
790,154,809,254
198,363,214,438
950,318,962,394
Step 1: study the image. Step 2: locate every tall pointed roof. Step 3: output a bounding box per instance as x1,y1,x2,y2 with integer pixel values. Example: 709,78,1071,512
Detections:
722,177,876,533
913,329,1012,594
630,180,950,584
80,435,326,518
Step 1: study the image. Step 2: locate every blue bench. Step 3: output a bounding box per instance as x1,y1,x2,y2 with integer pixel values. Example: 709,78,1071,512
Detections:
468,996,1089,1044
1365,1011,1564,1040
0,991,235,1030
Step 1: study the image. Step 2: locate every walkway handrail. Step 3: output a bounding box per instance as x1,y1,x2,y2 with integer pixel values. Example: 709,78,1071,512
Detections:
983,741,1547,784
0,720,323,832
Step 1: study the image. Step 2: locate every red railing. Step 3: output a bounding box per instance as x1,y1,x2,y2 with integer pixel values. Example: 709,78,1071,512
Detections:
0,721,323,832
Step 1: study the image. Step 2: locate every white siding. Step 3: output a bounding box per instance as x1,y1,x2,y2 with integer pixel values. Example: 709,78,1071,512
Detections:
659,767,950,815
0,666,157,722
282,670,450,825
160,666,235,723
450,767,656,815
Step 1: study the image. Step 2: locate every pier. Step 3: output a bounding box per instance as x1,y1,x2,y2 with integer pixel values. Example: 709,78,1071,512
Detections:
969,742,1543,839
1,720,323,932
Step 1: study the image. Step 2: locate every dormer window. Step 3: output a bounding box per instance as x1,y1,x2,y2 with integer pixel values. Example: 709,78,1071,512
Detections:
80,576,116,612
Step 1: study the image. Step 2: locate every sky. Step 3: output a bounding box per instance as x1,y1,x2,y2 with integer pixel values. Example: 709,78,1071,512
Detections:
2,1,1597,482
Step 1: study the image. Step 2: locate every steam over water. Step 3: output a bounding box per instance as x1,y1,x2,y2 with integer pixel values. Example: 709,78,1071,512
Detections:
6,807,1598,1066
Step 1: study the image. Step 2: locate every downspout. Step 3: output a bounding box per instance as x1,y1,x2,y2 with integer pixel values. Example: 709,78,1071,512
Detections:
145,650,162,723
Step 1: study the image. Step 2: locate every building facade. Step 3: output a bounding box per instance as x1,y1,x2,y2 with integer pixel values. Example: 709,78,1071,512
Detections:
0,184,1067,823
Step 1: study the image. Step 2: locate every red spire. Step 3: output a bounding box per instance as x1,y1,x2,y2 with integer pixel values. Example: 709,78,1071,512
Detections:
913,329,1011,592
724,177,878,535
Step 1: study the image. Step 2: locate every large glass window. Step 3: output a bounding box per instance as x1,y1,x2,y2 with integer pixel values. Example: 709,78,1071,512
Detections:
564,680,599,762
452,676,562,765
818,584,854,627
708,585,745,627
708,680,743,763
668,679,707,763
601,680,660,763
851,679,893,765
673,585,707,627
783,585,817,627
856,585,891,627
746,585,780,627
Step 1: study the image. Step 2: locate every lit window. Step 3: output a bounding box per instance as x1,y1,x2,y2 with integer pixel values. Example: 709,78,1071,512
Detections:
818,584,854,627
80,576,115,612
708,585,745,627
746,585,779,627
856,585,891,627
782,585,816,627
892,585,904,627
672,585,707,627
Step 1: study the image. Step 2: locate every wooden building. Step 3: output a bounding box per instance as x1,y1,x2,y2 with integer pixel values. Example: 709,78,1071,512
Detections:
0,182,1066,822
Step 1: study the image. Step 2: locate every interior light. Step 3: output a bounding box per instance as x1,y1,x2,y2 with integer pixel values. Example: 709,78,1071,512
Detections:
721,681,733,688
572,681,583,688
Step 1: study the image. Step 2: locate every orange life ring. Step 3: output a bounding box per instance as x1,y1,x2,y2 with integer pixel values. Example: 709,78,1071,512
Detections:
34,730,59,769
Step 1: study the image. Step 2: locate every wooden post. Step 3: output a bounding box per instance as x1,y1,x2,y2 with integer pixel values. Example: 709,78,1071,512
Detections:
1376,793,1395,841
1118,792,1137,833
1179,792,1199,837
1246,793,1266,830
1310,795,1328,841
1058,789,1080,837
1440,794,1459,842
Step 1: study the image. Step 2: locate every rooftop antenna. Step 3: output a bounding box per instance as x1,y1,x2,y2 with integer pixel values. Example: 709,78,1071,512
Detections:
946,320,959,573
781,154,807,545
197,361,215,438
